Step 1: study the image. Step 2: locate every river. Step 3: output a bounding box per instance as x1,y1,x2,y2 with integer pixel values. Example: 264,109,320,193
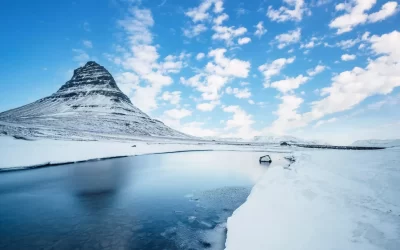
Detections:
0,151,286,250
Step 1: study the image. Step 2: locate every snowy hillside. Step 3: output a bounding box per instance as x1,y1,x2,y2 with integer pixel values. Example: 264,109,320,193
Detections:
0,61,189,140
352,139,400,148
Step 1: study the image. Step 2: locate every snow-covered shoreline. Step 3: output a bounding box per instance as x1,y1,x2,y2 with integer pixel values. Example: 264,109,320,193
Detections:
0,136,289,171
225,149,400,250
2,135,399,250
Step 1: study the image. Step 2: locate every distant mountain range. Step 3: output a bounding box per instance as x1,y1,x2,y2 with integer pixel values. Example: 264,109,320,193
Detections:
0,61,189,140
352,139,400,148
252,135,321,144
204,135,322,145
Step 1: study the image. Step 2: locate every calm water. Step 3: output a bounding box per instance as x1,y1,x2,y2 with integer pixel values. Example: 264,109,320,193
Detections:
0,151,284,250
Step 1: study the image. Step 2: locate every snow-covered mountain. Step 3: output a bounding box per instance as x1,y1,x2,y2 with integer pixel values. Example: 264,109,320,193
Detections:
352,139,400,148
0,61,189,140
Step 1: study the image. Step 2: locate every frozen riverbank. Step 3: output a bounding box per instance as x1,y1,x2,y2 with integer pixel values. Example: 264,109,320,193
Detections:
0,136,289,170
225,149,400,250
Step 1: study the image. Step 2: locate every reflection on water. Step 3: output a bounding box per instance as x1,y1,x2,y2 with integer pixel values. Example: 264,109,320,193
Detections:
0,151,285,249
71,159,125,195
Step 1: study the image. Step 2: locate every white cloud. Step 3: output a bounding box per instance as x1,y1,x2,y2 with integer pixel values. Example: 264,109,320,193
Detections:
300,36,323,49
314,117,337,128
238,37,251,45
185,0,215,22
315,0,331,6
212,24,247,45
270,75,309,93
197,102,218,111
161,91,181,105
214,0,224,13
267,0,307,22
183,24,207,38
236,7,250,16
118,8,154,45
341,54,356,61
222,105,257,139
267,94,305,135
254,21,267,38
273,30,400,133
180,121,219,137
248,100,255,105
206,48,250,78
335,37,360,49
329,0,398,34
115,72,140,95
184,0,224,23
367,94,400,110
182,48,250,105
307,64,326,76
114,8,186,112
368,1,398,23
259,57,296,86
301,41,315,49
196,52,205,60
184,0,247,46
225,86,252,99
275,28,301,49
213,13,229,25
164,108,192,119
130,86,160,112
240,81,250,86
82,40,93,48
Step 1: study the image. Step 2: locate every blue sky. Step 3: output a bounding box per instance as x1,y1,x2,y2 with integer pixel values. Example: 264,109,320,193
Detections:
0,0,399,144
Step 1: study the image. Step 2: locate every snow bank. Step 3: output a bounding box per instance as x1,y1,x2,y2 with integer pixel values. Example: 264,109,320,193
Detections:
0,136,290,170
225,149,400,250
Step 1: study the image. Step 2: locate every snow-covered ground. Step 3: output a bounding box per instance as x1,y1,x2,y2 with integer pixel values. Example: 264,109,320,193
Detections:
225,148,400,250
352,139,400,148
1,136,399,250
0,136,288,170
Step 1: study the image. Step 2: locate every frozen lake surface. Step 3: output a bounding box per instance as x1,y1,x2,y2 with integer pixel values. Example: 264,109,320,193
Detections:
0,151,285,250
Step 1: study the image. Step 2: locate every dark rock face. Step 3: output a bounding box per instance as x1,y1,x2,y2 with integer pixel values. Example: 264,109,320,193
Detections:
0,61,189,140
55,61,132,104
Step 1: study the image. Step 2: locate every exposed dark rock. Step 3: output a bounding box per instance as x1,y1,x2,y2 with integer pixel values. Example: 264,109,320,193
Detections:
259,155,272,163
284,156,295,163
199,240,212,248
12,135,32,141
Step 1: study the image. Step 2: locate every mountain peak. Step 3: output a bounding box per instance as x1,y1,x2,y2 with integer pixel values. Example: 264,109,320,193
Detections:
0,61,189,140
61,61,121,93
84,61,100,67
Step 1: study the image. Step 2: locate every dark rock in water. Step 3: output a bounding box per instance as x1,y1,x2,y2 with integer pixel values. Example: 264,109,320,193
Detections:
132,145,136,147
199,240,212,248
280,141,289,146
0,61,190,140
